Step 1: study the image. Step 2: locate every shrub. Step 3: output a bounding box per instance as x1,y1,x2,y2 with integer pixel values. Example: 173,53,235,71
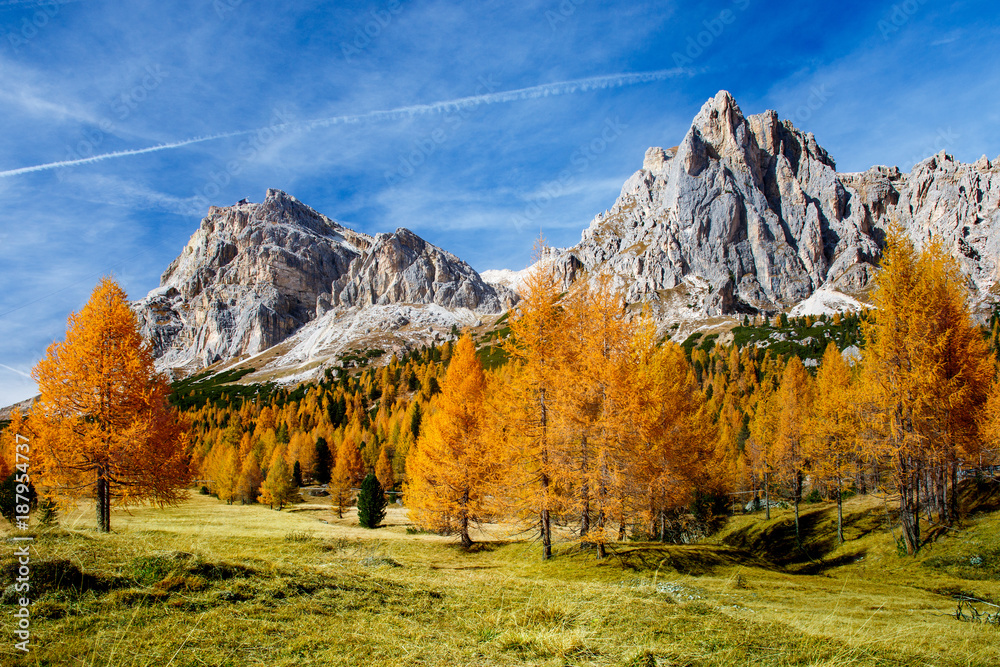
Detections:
0,471,34,524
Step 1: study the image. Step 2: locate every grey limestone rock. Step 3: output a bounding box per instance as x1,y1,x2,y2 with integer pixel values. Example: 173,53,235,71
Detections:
134,189,509,373
551,91,1000,317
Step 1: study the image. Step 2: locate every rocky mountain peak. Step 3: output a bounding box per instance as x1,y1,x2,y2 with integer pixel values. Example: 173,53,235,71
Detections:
135,191,509,374
551,90,999,319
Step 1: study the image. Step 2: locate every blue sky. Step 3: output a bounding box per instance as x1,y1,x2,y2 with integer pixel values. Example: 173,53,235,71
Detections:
1,0,998,405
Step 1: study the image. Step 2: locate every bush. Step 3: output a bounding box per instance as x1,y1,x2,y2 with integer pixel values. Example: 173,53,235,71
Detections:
357,473,387,529
0,471,35,524
805,489,823,504
199,485,211,495
37,497,58,526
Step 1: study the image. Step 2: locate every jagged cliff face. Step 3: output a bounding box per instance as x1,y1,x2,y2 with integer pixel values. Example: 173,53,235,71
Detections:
331,227,508,313
135,189,510,372
554,91,1000,315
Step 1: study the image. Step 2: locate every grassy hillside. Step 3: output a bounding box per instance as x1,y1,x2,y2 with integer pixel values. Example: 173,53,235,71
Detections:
2,485,999,666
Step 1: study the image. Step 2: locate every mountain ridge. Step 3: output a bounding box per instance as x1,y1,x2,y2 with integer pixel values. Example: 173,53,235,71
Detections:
134,188,512,377
132,91,1000,382
544,91,999,319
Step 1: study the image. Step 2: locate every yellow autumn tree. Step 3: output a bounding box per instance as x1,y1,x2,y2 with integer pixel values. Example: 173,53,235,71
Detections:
236,456,263,504
748,382,779,519
774,356,813,546
980,376,1000,471
634,335,718,542
555,276,633,556
861,228,993,553
330,433,364,518
405,333,493,547
807,342,856,543
29,278,190,532
375,446,395,497
215,446,241,505
500,251,565,559
260,449,297,510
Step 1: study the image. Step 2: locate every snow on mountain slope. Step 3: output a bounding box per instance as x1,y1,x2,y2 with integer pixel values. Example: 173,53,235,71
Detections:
789,287,867,317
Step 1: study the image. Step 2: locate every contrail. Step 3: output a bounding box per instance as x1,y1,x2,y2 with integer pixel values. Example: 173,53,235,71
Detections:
0,69,686,178
0,364,31,379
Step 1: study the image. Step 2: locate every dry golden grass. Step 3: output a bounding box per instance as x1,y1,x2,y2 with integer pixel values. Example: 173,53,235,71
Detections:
1,490,998,666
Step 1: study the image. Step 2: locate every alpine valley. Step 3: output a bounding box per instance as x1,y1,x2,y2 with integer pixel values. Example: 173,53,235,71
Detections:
134,90,1000,383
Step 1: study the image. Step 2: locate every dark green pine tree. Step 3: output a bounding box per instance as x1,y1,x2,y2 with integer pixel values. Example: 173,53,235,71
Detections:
314,437,332,485
357,473,387,529
292,460,303,487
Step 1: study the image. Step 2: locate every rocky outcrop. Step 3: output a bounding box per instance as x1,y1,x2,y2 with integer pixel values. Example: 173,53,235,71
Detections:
552,91,1000,315
135,189,509,372
331,227,511,312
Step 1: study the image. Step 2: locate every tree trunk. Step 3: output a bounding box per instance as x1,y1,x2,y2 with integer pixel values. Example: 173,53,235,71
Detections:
96,466,110,533
540,389,551,560
899,456,920,554
764,472,771,520
836,480,844,544
580,434,590,538
460,488,472,548
595,510,606,559
793,470,803,547
541,506,551,560
948,462,959,524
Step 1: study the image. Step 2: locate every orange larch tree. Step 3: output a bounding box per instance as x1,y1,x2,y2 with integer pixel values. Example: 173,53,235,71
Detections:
808,342,857,543
405,333,494,547
861,229,993,553
500,253,565,559
774,355,813,546
330,432,364,518
634,336,718,542
29,277,190,532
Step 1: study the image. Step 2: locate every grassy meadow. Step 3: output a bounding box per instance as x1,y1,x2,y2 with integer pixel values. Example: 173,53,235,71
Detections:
2,486,999,666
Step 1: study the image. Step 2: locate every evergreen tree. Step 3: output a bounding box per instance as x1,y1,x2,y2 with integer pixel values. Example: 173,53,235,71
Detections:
292,460,303,487
357,473,387,528
0,470,35,525
314,437,332,485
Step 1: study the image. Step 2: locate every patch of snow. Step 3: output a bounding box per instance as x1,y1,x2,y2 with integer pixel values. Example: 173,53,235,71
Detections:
789,287,866,317
481,268,529,291
264,303,480,373
481,254,561,295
